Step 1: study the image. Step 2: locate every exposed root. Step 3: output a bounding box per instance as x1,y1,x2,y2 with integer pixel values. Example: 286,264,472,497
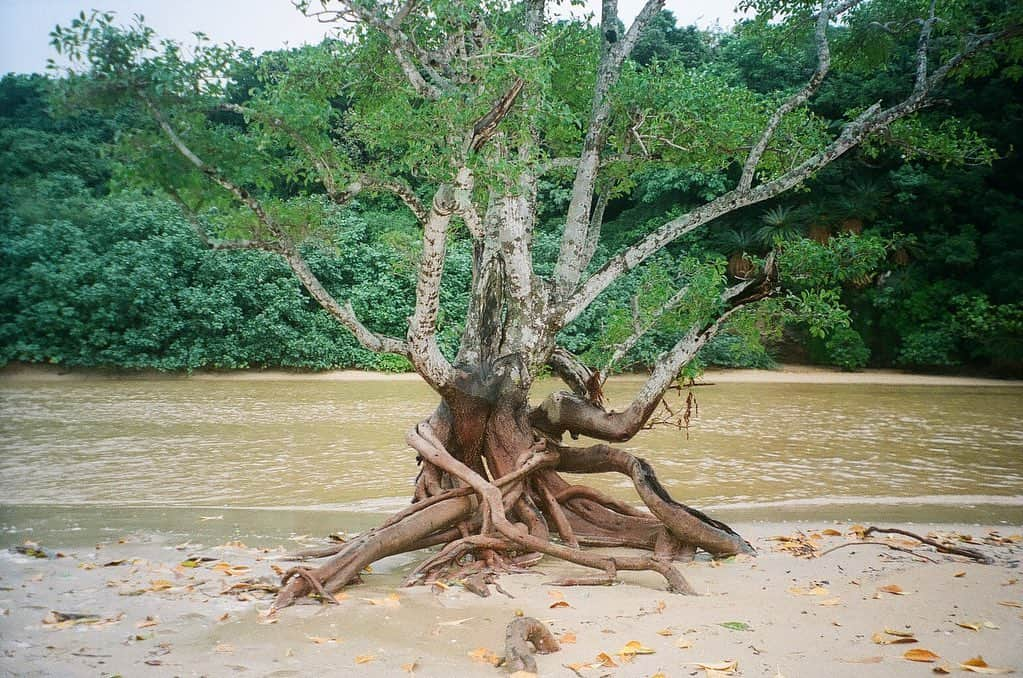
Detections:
504,616,560,674
281,567,340,604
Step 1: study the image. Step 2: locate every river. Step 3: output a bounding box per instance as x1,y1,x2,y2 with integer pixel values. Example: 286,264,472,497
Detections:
1,375,1021,546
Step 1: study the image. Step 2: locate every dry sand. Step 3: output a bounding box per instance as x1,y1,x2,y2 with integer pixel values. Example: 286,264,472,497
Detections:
2,522,1021,677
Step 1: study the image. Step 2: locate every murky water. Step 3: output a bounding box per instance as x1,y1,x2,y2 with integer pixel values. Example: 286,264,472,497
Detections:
1,377,1021,533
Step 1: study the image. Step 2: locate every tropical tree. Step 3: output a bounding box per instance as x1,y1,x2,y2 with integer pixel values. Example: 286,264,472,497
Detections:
49,0,1018,614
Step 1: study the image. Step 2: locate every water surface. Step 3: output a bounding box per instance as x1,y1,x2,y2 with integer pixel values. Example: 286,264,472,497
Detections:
1,376,1021,533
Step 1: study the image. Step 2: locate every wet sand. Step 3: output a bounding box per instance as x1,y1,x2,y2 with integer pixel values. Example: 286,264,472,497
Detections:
2,362,1021,387
1,522,1020,677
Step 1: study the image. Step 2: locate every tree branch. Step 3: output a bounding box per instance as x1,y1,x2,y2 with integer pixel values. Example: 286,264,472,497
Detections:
553,0,665,295
144,94,407,356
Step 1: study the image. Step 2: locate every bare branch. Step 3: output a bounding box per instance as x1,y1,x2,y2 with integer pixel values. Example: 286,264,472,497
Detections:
602,283,690,376
738,0,866,192
553,0,666,295
144,94,407,356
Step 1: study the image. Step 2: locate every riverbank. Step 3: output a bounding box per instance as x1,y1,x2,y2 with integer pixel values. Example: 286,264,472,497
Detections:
1,521,1020,677
2,362,1021,387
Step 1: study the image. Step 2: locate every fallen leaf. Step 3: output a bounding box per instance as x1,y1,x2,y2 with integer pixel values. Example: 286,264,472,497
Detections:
818,597,842,606
958,622,983,631
677,638,693,649
934,665,953,674
355,655,376,664
884,628,915,638
218,612,229,623
872,632,918,645
595,652,618,668
401,660,419,674
136,616,159,628
212,562,251,576
788,586,830,596
904,649,941,663
718,621,750,631
308,636,341,644
437,617,474,627
215,643,234,653
822,529,842,536
879,584,910,595
843,656,884,664
689,660,739,674
656,628,673,636
148,579,175,592
954,571,967,578
982,621,1000,629
549,601,571,609
656,600,666,613
559,632,577,644
468,647,500,665
960,656,1015,674
363,592,401,608
618,640,655,657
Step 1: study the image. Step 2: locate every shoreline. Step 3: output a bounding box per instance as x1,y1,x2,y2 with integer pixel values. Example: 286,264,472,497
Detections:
2,362,1021,387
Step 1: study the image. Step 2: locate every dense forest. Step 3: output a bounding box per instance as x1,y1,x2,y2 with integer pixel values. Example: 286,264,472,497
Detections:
2,9,1021,375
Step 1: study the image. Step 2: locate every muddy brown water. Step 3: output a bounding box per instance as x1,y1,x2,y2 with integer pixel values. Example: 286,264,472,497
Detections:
1,376,1021,547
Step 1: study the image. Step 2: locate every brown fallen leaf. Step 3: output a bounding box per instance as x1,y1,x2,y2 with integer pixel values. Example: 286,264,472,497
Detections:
822,529,842,536
884,628,915,638
872,631,917,645
957,622,983,631
354,655,376,664
559,632,577,644
401,660,419,675
363,592,401,608
818,597,842,606
549,600,571,609
677,638,693,649
960,656,1015,674
656,628,673,636
843,656,884,664
617,640,655,659
879,584,910,595
218,612,229,623
954,571,967,578
468,647,500,665
148,579,175,592
690,660,739,671
788,585,829,596
904,649,941,663
934,664,953,674
595,652,618,668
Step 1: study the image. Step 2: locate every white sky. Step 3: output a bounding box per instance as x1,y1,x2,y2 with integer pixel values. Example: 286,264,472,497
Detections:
0,0,743,75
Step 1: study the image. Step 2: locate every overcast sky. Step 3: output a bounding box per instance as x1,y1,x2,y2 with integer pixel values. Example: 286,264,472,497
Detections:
0,0,743,76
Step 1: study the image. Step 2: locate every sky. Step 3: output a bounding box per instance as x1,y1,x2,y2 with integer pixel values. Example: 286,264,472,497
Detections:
0,0,744,76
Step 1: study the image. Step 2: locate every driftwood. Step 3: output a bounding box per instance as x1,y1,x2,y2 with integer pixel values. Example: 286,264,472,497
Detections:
503,616,560,674
863,526,993,564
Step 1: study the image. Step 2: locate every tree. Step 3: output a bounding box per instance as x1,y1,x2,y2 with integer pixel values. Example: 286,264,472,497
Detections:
50,0,1018,612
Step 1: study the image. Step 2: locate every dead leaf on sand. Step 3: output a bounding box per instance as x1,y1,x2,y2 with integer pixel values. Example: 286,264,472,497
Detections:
843,656,884,664
549,600,571,609
559,632,577,644
878,584,910,595
355,655,376,664
308,636,341,644
362,592,401,608
872,631,917,645
688,660,739,676
401,660,419,674
214,643,234,653
960,656,1016,674
616,640,655,661
788,585,830,596
656,628,673,636
904,649,941,663
468,647,500,665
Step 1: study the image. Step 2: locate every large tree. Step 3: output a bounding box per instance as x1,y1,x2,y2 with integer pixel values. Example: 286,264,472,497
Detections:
51,0,1018,610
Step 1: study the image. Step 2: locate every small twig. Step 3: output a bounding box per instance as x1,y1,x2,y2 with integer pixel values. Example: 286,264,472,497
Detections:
864,527,993,564
818,540,938,563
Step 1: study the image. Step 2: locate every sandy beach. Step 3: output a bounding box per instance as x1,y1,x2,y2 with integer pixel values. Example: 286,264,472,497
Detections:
1,521,1021,677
